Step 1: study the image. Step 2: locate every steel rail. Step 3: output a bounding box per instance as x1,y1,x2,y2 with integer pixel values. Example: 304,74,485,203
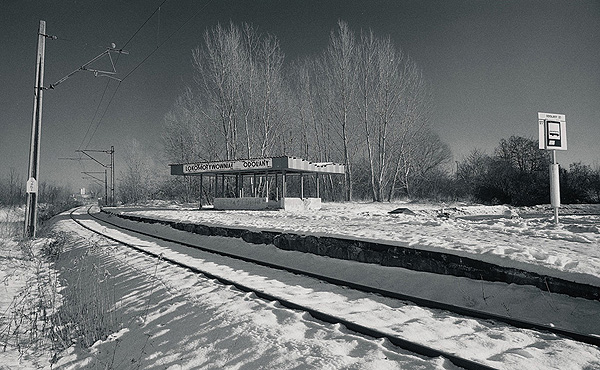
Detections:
87,207,600,348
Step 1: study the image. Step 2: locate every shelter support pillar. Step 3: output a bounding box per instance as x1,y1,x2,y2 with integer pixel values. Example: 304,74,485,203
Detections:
221,174,225,197
275,173,279,200
316,173,320,198
214,174,218,199
240,174,244,197
282,171,287,199
265,171,269,201
199,174,203,207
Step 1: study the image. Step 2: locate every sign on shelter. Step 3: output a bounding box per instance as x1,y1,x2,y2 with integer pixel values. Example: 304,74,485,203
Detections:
182,158,273,174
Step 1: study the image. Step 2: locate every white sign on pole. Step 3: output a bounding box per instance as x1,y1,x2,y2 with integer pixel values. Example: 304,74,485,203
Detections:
26,177,38,193
538,112,567,150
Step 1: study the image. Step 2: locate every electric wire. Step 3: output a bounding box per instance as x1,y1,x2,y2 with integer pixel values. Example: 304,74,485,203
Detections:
121,0,215,81
78,79,112,151
79,0,169,151
82,0,214,148
84,81,122,150
122,0,169,50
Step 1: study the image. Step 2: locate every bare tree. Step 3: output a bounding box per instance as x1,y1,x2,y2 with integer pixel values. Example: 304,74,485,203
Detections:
119,139,160,204
321,20,358,201
164,21,444,202
162,87,222,164
190,23,286,160
356,31,414,201
495,136,550,173
287,58,331,160
387,63,432,200
255,34,285,157
192,23,245,159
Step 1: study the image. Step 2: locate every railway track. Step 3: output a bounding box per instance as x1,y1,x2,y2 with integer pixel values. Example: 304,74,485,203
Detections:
69,206,600,369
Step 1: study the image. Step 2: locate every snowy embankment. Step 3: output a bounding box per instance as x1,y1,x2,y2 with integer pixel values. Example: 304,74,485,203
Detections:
54,211,453,370
0,206,56,369
118,201,600,281
2,202,600,369
58,207,600,369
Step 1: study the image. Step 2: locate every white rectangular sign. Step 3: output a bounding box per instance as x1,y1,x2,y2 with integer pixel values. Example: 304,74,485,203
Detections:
182,158,273,174
26,177,38,193
538,112,567,150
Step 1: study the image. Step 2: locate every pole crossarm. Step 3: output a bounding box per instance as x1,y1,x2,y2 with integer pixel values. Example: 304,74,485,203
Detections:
46,46,128,90
39,33,57,40
79,149,114,153
76,149,111,168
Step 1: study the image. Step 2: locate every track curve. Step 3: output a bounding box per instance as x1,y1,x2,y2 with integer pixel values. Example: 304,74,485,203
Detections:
88,207,600,348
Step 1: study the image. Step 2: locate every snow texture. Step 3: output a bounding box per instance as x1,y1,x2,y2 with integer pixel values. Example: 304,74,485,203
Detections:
1,202,599,369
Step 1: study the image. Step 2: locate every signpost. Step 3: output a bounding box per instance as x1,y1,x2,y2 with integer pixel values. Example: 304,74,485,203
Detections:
538,112,567,224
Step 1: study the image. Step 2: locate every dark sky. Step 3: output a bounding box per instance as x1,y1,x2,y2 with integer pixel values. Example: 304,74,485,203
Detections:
2,0,599,192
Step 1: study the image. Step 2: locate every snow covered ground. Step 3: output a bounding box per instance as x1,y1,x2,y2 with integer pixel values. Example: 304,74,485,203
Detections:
1,202,599,369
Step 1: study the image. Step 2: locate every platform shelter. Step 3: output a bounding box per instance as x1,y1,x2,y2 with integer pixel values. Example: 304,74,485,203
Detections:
169,156,345,210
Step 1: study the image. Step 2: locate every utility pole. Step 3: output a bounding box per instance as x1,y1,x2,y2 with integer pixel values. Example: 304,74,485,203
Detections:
76,148,115,205
23,20,126,238
24,20,47,238
110,146,115,206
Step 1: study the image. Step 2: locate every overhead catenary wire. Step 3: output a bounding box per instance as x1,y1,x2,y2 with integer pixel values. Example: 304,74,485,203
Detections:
78,0,169,151
122,0,169,50
82,0,214,149
84,80,122,150
78,79,112,151
122,0,214,81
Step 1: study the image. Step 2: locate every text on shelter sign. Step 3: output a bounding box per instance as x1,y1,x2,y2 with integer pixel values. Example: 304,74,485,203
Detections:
183,158,273,174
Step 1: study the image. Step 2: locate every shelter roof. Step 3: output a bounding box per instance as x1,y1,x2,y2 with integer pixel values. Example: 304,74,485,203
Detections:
169,156,345,176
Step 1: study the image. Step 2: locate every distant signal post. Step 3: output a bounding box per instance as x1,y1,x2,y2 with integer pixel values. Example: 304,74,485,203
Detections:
538,112,567,224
